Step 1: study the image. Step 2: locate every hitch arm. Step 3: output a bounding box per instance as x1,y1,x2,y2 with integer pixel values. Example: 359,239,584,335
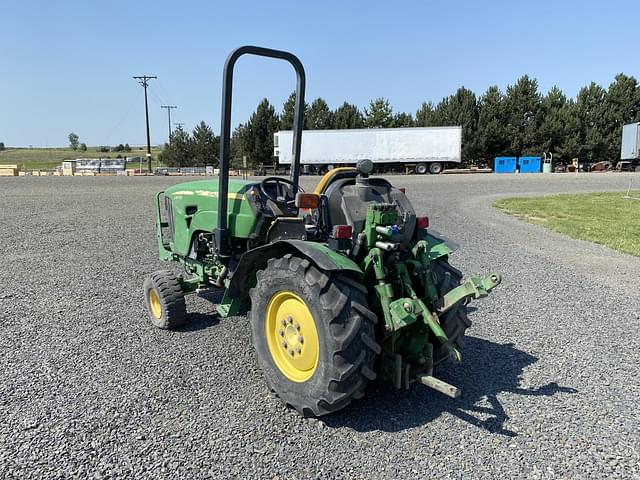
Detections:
435,273,502,314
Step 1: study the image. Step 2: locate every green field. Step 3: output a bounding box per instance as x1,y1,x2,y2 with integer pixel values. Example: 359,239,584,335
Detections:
494,191,640,256
0,147,164,170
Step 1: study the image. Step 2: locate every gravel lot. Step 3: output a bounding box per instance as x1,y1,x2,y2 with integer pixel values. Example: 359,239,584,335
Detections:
1,173,639,479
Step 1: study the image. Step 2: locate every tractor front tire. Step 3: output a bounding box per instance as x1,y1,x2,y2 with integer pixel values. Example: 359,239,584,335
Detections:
143,270,187,329
249,254,379,417
431,257,472,365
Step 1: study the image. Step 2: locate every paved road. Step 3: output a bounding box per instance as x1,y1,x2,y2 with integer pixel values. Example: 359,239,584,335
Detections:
1,173,638,479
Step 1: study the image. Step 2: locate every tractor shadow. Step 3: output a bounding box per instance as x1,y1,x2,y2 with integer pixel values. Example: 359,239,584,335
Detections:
324,336,577,436
176,290,227,332
176,289,252,332
177,312,219,332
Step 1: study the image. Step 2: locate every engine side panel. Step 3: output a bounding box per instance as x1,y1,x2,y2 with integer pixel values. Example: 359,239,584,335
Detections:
165,179,260,256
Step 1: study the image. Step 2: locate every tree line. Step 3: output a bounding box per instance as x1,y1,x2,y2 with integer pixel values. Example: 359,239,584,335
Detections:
159,121,219,167
67,132,132,154
161,73,640,168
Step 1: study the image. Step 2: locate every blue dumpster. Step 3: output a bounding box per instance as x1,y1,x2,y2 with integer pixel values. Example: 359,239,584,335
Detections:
494,157,517,174
519,156,541,173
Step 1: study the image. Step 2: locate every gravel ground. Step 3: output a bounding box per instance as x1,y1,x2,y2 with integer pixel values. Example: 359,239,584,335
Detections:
1,173,639,479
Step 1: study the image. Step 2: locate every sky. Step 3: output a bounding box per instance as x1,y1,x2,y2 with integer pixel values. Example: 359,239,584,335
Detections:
1,0,639,147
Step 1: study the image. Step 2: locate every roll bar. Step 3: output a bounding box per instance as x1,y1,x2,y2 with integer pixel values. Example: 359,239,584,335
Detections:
215,45,306,256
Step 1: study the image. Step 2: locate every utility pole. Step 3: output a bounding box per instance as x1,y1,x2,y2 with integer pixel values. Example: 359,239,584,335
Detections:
161,105,177,144
133,75,157,172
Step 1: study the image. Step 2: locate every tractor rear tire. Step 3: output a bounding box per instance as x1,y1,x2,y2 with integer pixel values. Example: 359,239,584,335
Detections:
431,257,471,365
249,254,379,417
143,270,187,329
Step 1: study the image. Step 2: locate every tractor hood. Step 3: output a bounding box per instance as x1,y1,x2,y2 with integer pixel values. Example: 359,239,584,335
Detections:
165,178,256,198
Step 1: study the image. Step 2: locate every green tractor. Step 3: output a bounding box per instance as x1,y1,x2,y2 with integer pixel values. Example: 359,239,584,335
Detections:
144,46,501,416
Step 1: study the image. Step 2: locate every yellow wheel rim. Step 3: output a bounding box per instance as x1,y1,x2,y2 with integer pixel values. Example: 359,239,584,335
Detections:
149,288,162,319
265,291,319,382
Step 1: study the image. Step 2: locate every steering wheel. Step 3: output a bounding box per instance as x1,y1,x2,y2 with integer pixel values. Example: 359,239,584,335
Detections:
259,177,303,207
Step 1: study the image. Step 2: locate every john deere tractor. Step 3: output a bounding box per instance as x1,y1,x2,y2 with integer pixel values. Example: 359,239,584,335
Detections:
144,46,501,416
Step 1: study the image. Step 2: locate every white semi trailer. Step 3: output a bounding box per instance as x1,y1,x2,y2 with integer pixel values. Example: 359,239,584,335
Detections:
621,123,640,160
274,126,462,174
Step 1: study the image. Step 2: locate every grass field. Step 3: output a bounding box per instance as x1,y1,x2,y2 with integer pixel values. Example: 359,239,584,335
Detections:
494,191,640,256
0,146,164,170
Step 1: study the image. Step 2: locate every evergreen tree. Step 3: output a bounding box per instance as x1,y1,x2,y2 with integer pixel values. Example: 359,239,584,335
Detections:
229,123,247,168
334,102,364,129
415,101,439,126
392,112,414,127
445,87,479,161
604,74,640,158
192,121,219,166
280,91,308,130
504,75,542,156
428,87,479,162
557,99,582,160
160,125,193,167
477,86,509,160
306,98,334,129
243,99,280,166
364,98,393,128
538,86,568,155
574,82,609,162
431,98,451,126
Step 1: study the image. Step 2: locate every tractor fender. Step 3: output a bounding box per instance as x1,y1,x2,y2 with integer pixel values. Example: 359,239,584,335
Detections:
422,230,458,261
226,240,363,298
425,230,459,251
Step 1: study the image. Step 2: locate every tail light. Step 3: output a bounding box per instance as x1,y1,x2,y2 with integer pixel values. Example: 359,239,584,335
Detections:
332,225,353,239
295,193,319,209
416,216,429,229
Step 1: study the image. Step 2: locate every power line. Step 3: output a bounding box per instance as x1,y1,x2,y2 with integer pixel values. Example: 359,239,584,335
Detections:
102,93,138,145
155,78,174,105
147,84,166,106
161,105,177,145
133,75,157,172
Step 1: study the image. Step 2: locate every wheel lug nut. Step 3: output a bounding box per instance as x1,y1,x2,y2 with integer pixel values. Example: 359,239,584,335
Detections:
281,342,287,349
299,336,304,344
289,349,295,356
295,323,300,331
296,347,301,354
280,319,286,326
278,329,284,337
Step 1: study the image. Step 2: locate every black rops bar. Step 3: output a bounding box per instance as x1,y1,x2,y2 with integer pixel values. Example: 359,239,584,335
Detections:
215,45,306,257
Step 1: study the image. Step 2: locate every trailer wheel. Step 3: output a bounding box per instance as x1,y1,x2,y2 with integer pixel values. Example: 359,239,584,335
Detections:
143,270,187,329
429,162,443,174
415,163,428,175
249,254,379,417
431,257,471,365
